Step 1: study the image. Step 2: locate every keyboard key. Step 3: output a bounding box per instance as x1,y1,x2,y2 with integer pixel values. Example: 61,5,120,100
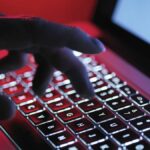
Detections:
44,85,54,93
88,71,97,79
120,85,136,97
60,142,86,150
12,92,35,105
68,118,94,133
88,108,115,123
98,67,111,77
126,140,150,150
15,65,33,77
144,104,150,114
0,74,16,87
92,65,103,72
53,70,62,77
38,120,64,136
130,116,150,132
68,92,87,103
118,106,144,121
3,83,24,95
131,94,149,106
79,129,106,145
96,88,120,101
100,118,127,134
78,98,103,113
81,57,93,65
91,140,117,150
92,79,108,92
58,83,74,94
58,108,82,123
108,76,124,87
48,131,75,148
88,70,97,77
20,101,43,115
47,98,72,112
106,97,131,111
22,76,33,86
41,89,62,103
144,130,150,141
28,111,53,126
52,74,69,84
113,129,140,145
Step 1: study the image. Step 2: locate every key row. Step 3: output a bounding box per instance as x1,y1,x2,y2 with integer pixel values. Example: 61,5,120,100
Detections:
16,97,146,148
12,90,148,122
2,69,149,114
10,88,149,135
8,82,149,138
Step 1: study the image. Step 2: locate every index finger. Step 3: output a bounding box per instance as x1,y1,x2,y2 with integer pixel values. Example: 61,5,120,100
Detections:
0,17,105,54
33,18,105,53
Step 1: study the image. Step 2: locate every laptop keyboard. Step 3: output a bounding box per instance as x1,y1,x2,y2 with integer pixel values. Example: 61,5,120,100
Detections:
0,54,150,149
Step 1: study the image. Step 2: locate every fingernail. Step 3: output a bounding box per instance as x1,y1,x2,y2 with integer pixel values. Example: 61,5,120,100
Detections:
91,38,106,52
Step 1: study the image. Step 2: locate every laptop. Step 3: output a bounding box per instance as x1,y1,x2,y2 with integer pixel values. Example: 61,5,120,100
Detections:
0,0,150,149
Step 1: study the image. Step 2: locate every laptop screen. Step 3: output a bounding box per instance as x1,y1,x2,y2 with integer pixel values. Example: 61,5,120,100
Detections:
112,0,150,44
94,0,150,76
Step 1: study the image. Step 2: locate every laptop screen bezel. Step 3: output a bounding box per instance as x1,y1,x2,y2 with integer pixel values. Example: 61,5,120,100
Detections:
93,0,150,76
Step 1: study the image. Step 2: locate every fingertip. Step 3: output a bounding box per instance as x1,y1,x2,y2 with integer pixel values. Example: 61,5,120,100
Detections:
90,38,106,53
67,27,106,54
79,90,95,99
32,84,46,97
33,81,54,97
77,82,95,99
32,62,54,96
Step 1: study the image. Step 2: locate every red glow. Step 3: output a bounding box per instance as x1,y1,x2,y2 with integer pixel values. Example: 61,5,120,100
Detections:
0,50,8,59
0,0,96,23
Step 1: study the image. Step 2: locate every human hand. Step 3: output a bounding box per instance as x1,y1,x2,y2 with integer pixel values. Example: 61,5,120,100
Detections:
0,17,105,120
0,17,105,97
